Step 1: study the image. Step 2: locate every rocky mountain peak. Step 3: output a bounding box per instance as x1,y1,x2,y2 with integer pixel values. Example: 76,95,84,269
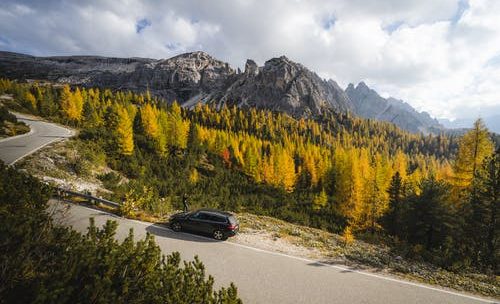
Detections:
219,55,351,116
346,82,443,133
267,55,290,63
356,81,370,90
160,51,234,73
0,50,443,133
244,59,259,76
348,81,373,96
169,50,213,60
264,55,303,71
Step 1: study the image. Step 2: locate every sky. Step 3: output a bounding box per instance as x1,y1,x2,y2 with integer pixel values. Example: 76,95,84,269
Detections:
0,0,499,121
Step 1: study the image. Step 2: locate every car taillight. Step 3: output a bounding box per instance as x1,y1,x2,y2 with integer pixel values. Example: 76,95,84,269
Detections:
228,224,237,230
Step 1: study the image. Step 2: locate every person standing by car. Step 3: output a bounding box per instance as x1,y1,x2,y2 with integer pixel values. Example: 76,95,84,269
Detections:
182,194,189,212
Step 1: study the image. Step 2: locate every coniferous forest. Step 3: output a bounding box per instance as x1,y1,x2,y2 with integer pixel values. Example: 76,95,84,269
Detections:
0,162,241,303
1,78,498,275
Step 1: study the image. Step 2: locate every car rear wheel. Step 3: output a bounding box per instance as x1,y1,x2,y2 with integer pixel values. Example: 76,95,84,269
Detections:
171,222,182,232
213,230,226,240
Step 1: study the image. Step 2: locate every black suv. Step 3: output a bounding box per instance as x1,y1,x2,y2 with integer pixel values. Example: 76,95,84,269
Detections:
169,209,239,240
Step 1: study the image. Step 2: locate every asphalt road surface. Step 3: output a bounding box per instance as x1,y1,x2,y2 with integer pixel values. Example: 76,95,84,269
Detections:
0,112,73,165
2,113,496,303
53,202,497,304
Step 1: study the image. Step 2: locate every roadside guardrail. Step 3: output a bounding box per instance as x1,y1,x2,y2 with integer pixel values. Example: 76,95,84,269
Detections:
54,187,120,208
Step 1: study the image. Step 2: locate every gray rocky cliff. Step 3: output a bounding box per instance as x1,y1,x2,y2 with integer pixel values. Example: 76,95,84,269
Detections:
0,50,443,133
0,51,235,103
346,82,443,133
220,56,352,116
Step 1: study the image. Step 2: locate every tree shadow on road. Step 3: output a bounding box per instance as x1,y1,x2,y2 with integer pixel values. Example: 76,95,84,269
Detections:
56,200,224,244
307,260,381,274
40,135,71,138
0,144,26,148
146,224,223,243
18,118,40,122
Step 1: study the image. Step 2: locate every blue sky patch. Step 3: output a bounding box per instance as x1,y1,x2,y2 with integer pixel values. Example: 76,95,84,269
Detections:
0,36,10,46
485,53,500,67
322,15,336,30
383,21,404,34
451,0,469,24
166,42,181,51
136,18,152,34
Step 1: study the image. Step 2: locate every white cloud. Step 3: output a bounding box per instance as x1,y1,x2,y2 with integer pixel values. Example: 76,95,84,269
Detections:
0,0,499,120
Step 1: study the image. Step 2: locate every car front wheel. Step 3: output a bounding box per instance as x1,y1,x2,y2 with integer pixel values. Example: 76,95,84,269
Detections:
171,222,182,232
213,230,226,240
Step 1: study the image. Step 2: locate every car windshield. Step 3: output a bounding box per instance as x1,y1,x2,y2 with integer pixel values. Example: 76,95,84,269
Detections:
190,212,202,218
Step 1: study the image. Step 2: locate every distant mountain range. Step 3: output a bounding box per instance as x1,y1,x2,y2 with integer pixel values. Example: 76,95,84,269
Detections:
346,82,443,134
439,116,500,134
0,50,448,134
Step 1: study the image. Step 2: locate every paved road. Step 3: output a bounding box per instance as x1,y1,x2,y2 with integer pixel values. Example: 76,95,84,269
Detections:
0,113,73,165
53,202,496,304
3,114,496,303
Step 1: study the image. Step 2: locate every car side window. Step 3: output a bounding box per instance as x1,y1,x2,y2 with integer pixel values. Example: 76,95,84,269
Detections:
196,212,210,221
191,212,226,222
210,215,227,223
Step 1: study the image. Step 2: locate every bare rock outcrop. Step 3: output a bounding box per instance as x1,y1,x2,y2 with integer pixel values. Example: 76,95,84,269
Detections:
346,82,444,134
0,50,444,133
220,56,351,116
0,51,235,103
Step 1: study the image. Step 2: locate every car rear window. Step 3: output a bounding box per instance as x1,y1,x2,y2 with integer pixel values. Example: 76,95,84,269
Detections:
228,216,238,225
208,214,227,223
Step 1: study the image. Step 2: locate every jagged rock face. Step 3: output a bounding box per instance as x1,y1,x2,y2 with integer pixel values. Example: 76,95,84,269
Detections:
346,82,387,118
346,82,443,133
220,56,351,116
0,51,351,117
0,50,443,133
244,59,259,76
147,52,235,101
0,51,235,103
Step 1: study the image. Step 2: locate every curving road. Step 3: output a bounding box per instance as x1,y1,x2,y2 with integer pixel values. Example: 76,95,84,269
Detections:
2,114,497,303
0,112,73,165
54,202,497,304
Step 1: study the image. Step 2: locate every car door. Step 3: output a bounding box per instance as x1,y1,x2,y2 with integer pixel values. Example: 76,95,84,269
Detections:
183,211,202,232
185,211,210,233
207,214,227,232
202,214,218,233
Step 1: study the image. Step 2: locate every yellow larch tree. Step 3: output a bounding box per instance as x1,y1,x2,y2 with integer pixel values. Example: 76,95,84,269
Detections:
156,109,170,156
115,105,134,156
275,147,296,192
262,154,275,186
393,150,408,181
168,102,190,149
453,118,494,188
24,92,37,111
60,85,83,122
140,103,159,139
